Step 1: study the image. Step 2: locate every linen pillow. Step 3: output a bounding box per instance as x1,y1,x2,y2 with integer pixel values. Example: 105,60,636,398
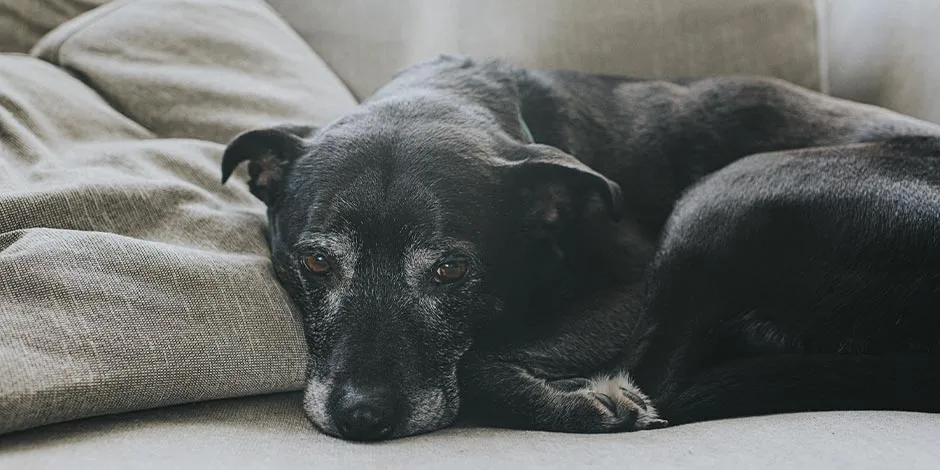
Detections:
0,0,357,434
33,0,357,144
0,0,108,53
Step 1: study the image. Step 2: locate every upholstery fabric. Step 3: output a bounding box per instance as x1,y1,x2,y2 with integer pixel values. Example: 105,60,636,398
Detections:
2,392,940,470
0,0,358,434
32,0,358,144
825,0,940,123
0,0,108,53
266,0,822,100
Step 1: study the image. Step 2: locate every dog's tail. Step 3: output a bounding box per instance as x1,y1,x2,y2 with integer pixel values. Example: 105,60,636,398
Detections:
658,354,940,425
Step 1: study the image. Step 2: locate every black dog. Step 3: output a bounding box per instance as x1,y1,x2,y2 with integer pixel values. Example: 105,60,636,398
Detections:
221,55,940,441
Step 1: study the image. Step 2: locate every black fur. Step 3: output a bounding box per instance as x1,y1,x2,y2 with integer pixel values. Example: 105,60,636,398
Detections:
221,55,940,440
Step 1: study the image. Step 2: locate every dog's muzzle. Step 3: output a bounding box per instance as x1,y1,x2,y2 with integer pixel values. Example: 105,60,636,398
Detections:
305,376,455,441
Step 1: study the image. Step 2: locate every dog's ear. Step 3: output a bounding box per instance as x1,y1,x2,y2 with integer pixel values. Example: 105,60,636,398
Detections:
505,144,624,223
220,124,318,204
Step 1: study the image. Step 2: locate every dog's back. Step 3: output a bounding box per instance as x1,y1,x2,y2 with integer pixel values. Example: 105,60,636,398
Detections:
515,65,940,234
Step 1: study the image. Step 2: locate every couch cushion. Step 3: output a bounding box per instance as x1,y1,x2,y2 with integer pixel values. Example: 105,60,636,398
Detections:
0,0,108,53
0,53,305,436
33,0,358,144
2,393,939,470
267,0,822,100
0,0,358,435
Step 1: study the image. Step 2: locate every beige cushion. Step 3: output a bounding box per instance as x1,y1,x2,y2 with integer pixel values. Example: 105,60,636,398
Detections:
0,0,109,53
0,0,357,434
267,0,822,100
33,0,358,144
2,392,940,470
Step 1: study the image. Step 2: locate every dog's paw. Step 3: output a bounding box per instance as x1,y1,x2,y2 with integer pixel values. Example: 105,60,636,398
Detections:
586,372,668,431
549,372,667,432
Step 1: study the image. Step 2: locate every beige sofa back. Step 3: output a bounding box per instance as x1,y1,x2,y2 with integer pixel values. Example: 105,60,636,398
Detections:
267,0,823,99
267,0,940,125
825,0,940,123
5,1,939,123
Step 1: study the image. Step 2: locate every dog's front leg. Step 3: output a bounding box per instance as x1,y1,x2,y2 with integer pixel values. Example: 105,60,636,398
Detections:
460,356,667,433
458,286,667,433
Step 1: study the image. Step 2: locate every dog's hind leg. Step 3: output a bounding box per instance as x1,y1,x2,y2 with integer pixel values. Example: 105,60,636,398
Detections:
624,138,940,425
658,354,940,425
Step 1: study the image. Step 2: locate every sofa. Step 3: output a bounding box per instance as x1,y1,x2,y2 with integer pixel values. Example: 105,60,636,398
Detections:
0,0,937,468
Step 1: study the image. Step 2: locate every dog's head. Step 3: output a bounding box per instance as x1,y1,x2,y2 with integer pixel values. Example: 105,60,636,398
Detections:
220,59,622,441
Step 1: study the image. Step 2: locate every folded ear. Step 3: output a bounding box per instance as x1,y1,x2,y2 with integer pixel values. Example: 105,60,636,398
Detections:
220,124,318,204
505,144,624,222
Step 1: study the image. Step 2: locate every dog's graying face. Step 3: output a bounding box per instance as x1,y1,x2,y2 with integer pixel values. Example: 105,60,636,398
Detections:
220,72,622,440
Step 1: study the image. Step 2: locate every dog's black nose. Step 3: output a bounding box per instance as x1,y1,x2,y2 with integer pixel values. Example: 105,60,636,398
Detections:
333,385,397,441
336,404,391,440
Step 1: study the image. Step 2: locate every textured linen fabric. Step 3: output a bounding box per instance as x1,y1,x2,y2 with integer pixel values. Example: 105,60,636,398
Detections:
2,392,940,470
32,0,358,144
0,0,359,434
266,0,822,100
0,0,109,53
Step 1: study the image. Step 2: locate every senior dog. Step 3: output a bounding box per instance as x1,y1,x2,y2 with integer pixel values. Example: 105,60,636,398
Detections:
221,55,940,441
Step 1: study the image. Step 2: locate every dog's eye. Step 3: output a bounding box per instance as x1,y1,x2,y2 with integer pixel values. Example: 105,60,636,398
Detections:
434,259,468,284
303,253,332,275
